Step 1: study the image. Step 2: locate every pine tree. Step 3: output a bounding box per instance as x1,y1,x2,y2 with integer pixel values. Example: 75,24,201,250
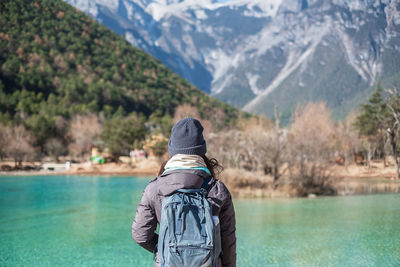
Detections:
355,84,387,136
355,84,388,166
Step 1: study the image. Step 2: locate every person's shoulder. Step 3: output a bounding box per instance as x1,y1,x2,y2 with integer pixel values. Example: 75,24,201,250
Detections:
142,176,160,197
213,179,229,191
209,178,232,200
149,176,158,184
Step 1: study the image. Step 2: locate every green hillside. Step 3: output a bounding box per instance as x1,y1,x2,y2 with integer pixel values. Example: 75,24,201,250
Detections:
0,0,243,156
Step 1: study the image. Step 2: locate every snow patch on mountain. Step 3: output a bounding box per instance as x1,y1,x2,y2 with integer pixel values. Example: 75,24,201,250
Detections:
146,0,282,22
68,0,100,17
207,49,237,94
244,35,328,112
247,73,262,95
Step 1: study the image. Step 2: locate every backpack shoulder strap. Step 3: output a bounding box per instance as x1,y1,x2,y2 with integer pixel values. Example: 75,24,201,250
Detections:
201,177,212,191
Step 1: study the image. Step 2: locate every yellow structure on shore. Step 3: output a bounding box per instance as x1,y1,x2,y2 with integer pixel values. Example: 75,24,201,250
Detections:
142,133,168,159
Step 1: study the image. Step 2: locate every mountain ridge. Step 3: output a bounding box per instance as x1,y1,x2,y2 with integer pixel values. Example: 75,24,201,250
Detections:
66,0,400,121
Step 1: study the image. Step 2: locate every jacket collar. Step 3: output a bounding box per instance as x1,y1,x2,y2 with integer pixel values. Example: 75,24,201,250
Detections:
157,169,211,196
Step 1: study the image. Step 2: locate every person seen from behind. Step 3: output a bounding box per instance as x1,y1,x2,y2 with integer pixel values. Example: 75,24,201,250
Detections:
132,117,236,267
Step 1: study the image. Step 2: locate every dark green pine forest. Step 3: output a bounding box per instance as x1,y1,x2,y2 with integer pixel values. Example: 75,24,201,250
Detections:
0,0,243,158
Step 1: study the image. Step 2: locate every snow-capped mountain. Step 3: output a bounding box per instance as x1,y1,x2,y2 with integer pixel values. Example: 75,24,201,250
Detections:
66,0,400,120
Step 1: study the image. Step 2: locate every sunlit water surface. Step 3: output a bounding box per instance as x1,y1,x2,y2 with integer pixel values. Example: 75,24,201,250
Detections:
0,176,399,266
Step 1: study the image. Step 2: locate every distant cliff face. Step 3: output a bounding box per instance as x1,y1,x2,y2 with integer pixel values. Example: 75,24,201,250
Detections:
66,0,400,120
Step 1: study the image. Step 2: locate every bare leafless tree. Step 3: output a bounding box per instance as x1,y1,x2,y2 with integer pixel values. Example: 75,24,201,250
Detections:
270,106,288,186
241,112,288,187
207,129,245,169
173,104,200,123
68,113,102,159
287,102,336,191
3,125,36,167
0,124,7,159
385,88,400,179
334,112,362,166
45,138,67,162
201,119,213,140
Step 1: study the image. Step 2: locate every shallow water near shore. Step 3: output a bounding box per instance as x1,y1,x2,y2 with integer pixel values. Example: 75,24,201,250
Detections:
0,175,399,266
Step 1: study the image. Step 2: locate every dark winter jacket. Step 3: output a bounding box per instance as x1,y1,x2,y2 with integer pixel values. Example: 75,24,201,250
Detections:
132,169,236,267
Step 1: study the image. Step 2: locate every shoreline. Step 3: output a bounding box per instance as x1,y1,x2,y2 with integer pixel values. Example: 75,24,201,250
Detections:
1,160,400,198
0,160,160,177
0,170,156,177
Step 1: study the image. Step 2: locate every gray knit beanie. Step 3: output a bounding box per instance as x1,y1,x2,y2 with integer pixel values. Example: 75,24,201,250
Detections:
168,117,207,156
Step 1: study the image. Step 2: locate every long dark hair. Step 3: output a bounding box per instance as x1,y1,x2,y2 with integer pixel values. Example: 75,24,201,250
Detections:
157,155,223,178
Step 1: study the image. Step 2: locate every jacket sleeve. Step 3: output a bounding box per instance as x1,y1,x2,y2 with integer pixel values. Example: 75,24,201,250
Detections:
132,184,158,253
219,190,236,267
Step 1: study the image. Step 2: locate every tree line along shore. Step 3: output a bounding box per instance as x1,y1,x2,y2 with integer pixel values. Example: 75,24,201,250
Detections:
2,85,400,197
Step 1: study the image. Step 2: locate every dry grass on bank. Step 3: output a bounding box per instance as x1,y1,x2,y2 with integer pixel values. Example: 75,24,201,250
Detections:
332,160,398,180
219,169,298,198
66,160,160,176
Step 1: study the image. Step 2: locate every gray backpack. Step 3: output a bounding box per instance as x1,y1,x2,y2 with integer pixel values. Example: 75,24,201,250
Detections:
157,177,221,267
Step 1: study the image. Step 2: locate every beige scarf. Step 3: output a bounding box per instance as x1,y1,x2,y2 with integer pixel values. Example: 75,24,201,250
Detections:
165,154,206,169
163,154,210,175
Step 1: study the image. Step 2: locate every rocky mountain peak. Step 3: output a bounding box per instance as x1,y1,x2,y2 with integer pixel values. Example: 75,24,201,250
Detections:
66,0,400,121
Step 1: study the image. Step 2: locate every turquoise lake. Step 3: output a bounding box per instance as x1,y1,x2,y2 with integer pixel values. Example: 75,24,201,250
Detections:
0,175,399,266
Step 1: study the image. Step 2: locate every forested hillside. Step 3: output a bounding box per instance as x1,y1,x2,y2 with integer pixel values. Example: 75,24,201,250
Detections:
0,0,242,159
